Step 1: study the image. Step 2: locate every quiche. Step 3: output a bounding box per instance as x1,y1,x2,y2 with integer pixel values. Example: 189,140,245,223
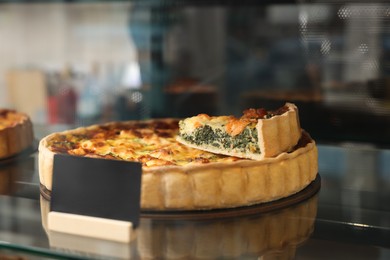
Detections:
0,109,34,159
39,114,318,211
177,102,301,160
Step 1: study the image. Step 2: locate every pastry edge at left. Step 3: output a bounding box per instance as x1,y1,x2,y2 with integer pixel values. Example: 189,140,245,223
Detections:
0,110,34,159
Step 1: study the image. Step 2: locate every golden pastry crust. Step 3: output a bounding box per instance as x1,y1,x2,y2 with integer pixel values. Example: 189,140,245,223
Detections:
0,109,34,159
38,118,318,211
258,102,301,157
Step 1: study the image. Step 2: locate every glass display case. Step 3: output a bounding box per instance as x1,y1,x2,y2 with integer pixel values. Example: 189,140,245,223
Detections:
0,143,389,259
0,0,389,259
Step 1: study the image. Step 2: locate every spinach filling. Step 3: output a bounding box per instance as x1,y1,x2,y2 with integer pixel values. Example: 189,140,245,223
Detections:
181,125,260,154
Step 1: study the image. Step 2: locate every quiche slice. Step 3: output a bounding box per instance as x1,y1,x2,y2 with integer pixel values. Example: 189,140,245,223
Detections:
177,103,301,160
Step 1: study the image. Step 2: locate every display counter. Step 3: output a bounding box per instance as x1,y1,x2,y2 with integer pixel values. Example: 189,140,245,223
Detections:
0,138,389,259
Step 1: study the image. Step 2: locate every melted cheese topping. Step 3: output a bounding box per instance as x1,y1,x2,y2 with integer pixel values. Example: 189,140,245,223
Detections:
180,114,256,137
47,120,242,168
181,115,232,134
182,115,246,139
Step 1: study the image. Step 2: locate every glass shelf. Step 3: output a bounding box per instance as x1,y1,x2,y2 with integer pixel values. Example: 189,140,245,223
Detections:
0,141,389,259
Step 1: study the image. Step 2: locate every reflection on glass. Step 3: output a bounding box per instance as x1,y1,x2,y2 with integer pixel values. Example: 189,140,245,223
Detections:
40,194,318,259
0,155,35,196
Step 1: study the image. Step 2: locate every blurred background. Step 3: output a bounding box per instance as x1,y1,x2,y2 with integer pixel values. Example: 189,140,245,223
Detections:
0,0,389,146
1,2,390,258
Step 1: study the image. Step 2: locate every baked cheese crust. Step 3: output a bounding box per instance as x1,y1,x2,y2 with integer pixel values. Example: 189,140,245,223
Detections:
0,109,34,159
39,118,318,211
177,103,301,160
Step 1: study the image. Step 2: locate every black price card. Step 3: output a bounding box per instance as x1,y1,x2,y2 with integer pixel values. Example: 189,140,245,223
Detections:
50,154,142,227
